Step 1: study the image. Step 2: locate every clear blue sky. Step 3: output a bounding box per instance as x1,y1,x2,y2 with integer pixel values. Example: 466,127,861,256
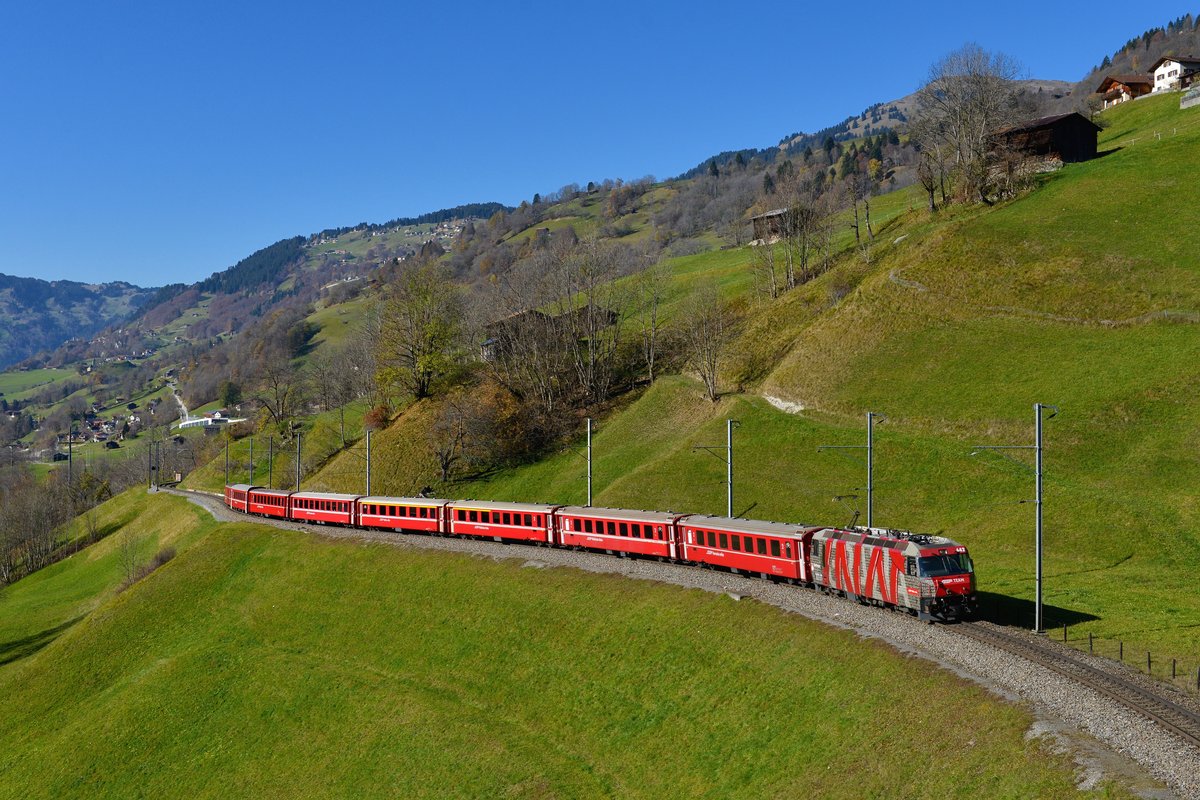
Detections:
0,1,1189,287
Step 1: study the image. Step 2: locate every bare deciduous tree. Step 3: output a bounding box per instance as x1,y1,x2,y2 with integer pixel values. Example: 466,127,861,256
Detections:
635,258,669,383
912,43,1022,205
679,288,734,403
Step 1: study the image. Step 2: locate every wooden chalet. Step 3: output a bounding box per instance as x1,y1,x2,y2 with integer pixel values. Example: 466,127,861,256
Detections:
1151,55,1200,92
994,112,1101,164
1095,74,1153,108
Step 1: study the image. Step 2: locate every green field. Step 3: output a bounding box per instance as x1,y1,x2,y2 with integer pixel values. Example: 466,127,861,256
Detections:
294,94,1200,688
0,492,1115,798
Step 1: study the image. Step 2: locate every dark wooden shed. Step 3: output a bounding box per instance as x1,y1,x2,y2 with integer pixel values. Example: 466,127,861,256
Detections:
994,112,1102,163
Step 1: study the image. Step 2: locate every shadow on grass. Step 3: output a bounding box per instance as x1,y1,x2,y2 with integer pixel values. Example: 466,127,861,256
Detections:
0,615,86,666
974,591,1099,629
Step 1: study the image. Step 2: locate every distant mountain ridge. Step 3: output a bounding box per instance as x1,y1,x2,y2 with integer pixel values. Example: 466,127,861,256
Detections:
0,273,157,369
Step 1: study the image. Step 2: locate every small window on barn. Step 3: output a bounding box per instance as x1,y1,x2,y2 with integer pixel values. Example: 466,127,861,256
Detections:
770,540,781,557
719,533,728,549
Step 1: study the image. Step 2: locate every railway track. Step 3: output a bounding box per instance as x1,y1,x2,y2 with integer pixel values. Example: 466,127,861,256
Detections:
957,621,1200,750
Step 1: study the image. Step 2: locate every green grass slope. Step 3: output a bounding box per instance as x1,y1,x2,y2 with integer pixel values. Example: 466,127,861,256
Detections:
299,95,1200,681
0,495,1112,799
0,490,218,667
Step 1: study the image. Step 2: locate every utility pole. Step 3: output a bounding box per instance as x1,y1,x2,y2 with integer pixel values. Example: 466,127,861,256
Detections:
268,436,273,489
248,436,253,486
566,418,594,507
294,433,301,491
365,428,372,496
224,439,229,486
68,419,74,489
971,403,1057,633
694,419,739,517
819,412,885,528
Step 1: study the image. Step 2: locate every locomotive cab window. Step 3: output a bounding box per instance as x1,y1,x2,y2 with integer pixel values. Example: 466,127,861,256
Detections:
918,553,973,577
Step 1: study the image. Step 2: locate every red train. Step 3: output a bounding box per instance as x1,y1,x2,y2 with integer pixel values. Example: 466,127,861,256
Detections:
223,484,978,621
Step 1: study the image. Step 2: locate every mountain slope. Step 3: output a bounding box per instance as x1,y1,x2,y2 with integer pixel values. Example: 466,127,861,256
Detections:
0,273,156,368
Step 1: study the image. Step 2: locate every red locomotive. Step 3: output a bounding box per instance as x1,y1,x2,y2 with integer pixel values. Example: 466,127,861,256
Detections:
228,485,977,622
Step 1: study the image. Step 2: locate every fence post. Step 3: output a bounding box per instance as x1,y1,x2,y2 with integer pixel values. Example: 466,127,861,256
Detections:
1088,632,1093,653
1146,651,1151,674
1119,641,1123,661
1171,658,1176,680
1063,623,1067,643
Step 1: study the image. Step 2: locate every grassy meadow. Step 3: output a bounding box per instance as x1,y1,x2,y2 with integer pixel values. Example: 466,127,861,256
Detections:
292,93,1200,685
0,492,1119,799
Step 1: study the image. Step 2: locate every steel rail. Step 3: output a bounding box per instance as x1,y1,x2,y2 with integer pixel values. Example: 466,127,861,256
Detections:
957,622,1200,749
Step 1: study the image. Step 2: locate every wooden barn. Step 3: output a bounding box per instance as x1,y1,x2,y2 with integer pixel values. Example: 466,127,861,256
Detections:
750,208,788,244
994,112,1102,163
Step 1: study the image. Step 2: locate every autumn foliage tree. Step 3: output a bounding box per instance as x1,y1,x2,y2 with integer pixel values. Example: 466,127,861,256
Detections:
376,262,465,403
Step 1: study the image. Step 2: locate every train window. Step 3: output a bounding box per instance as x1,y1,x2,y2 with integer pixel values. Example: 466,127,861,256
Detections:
502,513,511,525
619,523,628,537
457,509,465,521
770,540,781,557
631,523,641,538
719,533,728,549
785,542,792,558
731,535,741,551
705,531,714,547
468,510,478,522
524,514,532,527
657,526,664,540
584,519,593,533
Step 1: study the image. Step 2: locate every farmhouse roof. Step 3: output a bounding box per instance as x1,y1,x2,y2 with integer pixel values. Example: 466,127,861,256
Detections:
1149,54,1200,71
749,208,789,221
1095,73,1153,92
995,112,1101,136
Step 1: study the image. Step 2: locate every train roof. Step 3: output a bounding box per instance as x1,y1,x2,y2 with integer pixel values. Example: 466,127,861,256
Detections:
290,491,362,502
815,527,966,553
360,495,449,506
248,487,292,496
557,506,685,523
228,484,253,492
448,499,561,513
681,515,818,538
